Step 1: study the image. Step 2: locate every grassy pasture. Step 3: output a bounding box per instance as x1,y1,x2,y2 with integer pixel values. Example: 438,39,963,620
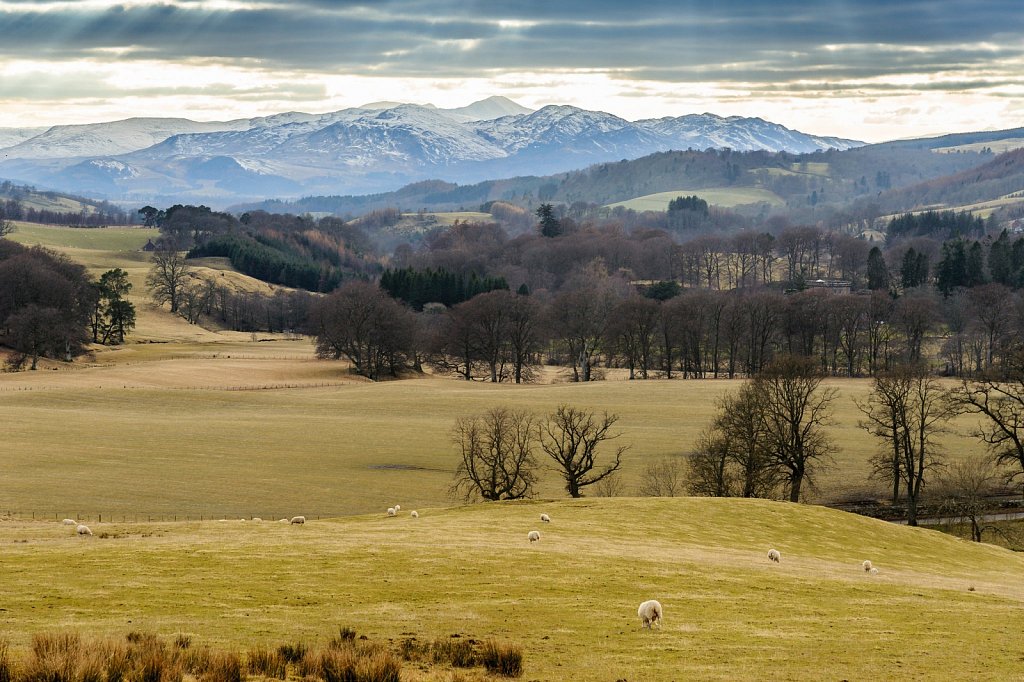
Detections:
0,498,1022,680
0,367,991,519
8,222,159,251
934,137,1024,154
606,187,785,212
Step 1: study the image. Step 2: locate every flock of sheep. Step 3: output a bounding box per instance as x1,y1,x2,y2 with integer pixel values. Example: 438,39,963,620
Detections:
63,507,885,632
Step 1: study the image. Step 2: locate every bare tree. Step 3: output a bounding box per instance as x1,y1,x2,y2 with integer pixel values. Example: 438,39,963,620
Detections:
936,457,1003,543
857,365,957,524
686,430,737,497
0,216,15,238
146,241,192,314
713,383,785,498
755,355,837,502
637,457,687,497
539,404,628,497
953,364,1024,487
451,407,538,501
312,281,415,380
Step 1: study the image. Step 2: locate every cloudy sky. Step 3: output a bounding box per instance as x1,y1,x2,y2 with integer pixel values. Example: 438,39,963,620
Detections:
1,0,1022,141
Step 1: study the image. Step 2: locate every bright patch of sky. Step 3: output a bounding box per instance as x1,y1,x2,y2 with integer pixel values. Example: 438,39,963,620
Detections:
0,0,1021,142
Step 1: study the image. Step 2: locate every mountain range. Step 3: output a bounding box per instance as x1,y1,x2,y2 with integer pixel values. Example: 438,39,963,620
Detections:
0,97,862,205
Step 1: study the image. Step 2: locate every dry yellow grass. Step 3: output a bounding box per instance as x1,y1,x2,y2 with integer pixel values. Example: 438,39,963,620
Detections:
0,498,1022,680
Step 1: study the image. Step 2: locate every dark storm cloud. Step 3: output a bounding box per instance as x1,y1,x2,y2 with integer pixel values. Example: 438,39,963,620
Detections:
1,0,1021,87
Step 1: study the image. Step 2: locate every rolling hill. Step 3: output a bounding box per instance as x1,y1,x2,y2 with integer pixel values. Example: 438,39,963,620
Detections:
0,498,1021,680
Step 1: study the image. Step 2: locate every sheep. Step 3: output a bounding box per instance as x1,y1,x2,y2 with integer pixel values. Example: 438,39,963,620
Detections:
540,513,551,523
862,560,873,572
869,567,879,575
387,507,396,517
290,516,305,525
61,518,76,526
252,517,262,522
527,530,541,543
394,505,401,512
637,600,663,629
410,511,419,518
767,548,781,563
278,518,288,523
76,524,93,536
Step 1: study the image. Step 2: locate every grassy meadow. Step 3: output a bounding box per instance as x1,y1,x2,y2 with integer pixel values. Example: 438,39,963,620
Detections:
605,187,785,212
0,224,993,519
1,498,1023,680
2,224,1023,680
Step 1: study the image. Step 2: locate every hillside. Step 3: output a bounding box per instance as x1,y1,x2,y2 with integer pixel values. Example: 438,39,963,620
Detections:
242,144,987,219
870,147,1024,214
1,498,1021,680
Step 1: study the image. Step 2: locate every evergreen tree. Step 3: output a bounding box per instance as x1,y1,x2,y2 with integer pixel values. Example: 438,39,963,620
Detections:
966,240,987,287
536,203,561,238
867,247,890,291
989,229,1012,285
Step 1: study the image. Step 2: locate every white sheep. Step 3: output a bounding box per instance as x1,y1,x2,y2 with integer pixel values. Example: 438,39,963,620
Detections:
61,518,76,526
394,504,401,512
767,548,781,563
528,530,541,543
76,524,93,536
410,511,419,518
278,518,288,523
637,599,663,629
540,513,551,523
862,560,873,572
252,517,262,522
387,507,396,517
290,516,305,525
869,567,879,575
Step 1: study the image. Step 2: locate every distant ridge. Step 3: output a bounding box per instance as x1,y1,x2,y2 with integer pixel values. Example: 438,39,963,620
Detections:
0,97,862,204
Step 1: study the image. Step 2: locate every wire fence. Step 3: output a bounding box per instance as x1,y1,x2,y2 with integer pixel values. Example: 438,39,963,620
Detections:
1,511,325,523
0,382,349,392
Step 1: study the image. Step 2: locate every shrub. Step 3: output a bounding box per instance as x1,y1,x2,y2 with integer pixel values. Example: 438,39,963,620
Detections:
352,651,400,682
201,651,244,682
173,635,191,651
478,640,523,678
275,642,307,665
0,640,13,682
246,647,286,680
430,638,475,668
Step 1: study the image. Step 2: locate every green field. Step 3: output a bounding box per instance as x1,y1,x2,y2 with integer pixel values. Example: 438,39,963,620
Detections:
8,222,158,251
606,187,785,212
1,498,1022,680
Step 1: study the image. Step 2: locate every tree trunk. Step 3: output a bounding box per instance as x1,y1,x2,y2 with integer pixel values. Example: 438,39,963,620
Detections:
788,472,802,502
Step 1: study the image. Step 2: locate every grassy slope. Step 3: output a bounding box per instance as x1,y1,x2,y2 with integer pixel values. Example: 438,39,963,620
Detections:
1,498,1022,681
606,187,785,211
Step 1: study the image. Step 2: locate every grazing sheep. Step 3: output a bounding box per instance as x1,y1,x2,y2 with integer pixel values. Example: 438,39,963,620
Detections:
869,567,879,575
290,516,305,525
540,513,551,523
410,511,419,518
252,518,262,522
767,548,781,563
76,524,93,536
637,600,663,629
61,519,76,526
278,519,288,523
387,507,396,517
394,505,401,512
862,560,873,572
527,530,541,543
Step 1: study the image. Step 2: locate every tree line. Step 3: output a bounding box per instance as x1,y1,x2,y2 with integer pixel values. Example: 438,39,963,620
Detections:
0,239,134,369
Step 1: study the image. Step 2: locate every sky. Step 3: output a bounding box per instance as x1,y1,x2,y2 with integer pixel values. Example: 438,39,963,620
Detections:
1,0,1023,142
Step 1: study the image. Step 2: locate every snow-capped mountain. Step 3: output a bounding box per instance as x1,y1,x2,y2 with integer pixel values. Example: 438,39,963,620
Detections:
0,98,862,203
639,113,858,154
